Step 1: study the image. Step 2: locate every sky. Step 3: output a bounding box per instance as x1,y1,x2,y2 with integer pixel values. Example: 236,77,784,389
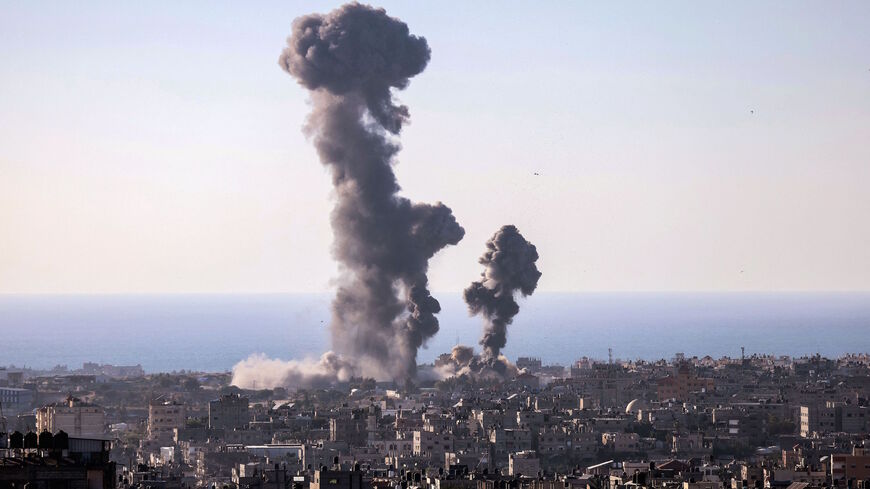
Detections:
1,1,868,294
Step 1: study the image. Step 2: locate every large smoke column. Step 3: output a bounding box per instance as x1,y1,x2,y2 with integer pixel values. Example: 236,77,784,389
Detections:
465,225,541,363
279,3,464,383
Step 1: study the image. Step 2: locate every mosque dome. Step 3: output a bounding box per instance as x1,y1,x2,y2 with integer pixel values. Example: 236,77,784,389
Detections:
625,398,649,414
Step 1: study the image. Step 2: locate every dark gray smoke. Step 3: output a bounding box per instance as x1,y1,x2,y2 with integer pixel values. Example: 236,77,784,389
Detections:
464,225,541,364
280,3,464,383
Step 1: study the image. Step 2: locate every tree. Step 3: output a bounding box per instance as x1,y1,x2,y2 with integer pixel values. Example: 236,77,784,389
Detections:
183,378,201,391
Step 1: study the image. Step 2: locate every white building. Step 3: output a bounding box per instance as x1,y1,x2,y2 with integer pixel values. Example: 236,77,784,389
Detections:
36,397,105,436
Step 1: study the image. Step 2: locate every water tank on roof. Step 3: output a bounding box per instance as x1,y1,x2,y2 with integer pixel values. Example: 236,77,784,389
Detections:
10,431,23,449
24,432,38,449
54,430,69,450
38,431,53,450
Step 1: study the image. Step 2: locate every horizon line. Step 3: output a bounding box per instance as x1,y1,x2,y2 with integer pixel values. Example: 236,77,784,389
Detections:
2,289,870,296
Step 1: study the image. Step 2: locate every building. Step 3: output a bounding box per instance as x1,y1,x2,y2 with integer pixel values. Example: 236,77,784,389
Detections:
36,397,105,436
147,399,187,439
683,482,721,489
739,464,765,489
569,363,631,408
0,387,33,415
330,416,367,447
830,446,870,481
509,451,540,477
0,369,24,387
244,444,304,460
516,358,543,372
490,428,533,458
839,403,869,433
0,435,115,489
413,430,454,460
208,393,250,430
233,461,292,489
672,432,707,455
800,402,868,437
311,468,366,489
81,363,144,378
601,432,640,453
657,364,715,401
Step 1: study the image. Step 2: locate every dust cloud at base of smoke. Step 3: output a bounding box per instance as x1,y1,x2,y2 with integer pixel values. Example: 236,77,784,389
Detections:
230,352,384,390
428,345,520,382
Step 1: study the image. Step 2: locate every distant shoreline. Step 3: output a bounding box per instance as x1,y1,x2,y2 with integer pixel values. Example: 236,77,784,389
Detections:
2,292,869,373
6,352,870,377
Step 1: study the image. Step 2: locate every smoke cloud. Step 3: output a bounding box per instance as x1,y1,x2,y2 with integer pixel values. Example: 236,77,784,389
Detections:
465,225,542,363
432,345,518,381
430,226,541,382
232,3,463,388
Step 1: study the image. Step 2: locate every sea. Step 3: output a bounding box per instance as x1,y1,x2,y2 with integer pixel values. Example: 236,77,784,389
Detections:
1,292,869,373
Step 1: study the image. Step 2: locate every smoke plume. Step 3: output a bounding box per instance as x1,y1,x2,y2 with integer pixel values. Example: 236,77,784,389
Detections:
429,226,540,383
233,3,464,388
465,225,541,363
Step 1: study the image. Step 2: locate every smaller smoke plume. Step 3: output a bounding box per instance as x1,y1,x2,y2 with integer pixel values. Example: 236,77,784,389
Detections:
432,226,540,383
465,225,542,363
231,352,356,390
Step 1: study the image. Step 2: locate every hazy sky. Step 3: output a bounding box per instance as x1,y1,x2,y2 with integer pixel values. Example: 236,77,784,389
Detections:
1,1,868,294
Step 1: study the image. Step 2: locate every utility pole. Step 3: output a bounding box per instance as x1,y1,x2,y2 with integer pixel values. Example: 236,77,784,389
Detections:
0,400,7,434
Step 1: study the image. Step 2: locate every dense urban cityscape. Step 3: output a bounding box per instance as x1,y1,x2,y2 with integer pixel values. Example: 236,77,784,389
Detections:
3,2,867,489
3,352,870,489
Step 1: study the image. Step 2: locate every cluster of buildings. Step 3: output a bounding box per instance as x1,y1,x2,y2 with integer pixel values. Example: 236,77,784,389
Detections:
3,353,870,489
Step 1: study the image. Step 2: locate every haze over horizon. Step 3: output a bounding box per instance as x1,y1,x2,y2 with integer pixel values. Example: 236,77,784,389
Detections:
2,1,869,294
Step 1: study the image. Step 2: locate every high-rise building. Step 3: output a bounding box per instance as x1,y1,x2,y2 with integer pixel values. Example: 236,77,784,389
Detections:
148,399,187,439
208,393,250,430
